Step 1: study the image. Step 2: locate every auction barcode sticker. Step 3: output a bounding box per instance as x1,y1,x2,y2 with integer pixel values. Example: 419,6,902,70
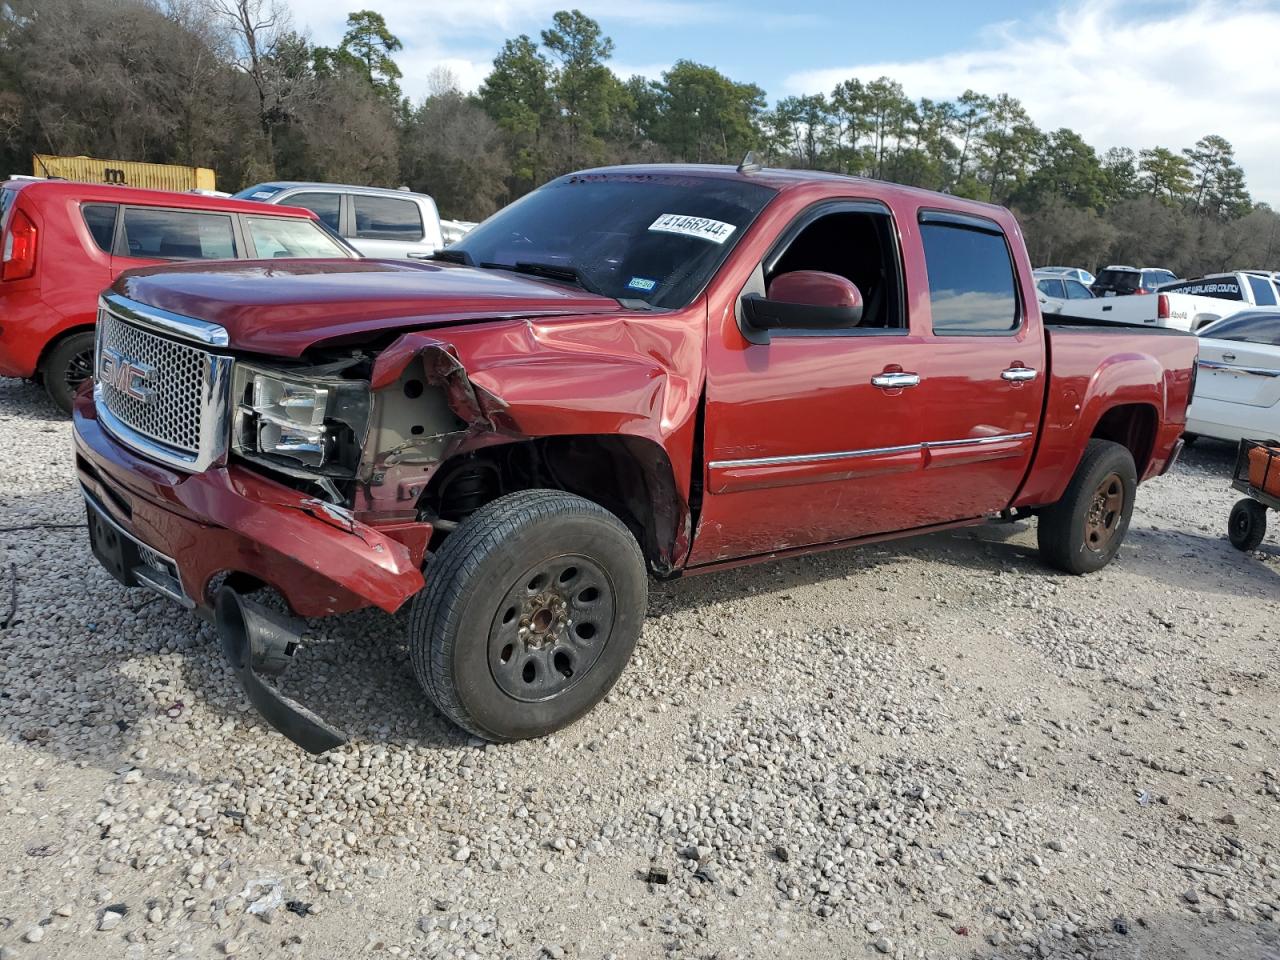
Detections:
648,214,737,244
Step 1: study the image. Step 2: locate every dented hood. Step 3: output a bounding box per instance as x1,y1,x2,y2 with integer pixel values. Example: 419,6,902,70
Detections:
114,259,624,357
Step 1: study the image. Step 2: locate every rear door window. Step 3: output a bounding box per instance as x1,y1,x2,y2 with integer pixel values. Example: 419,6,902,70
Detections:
285,192,342,232
1245,274,1277,306
1037,278,1064,298
120,208,237,260
353,195,423,241
920,218,1020,335
81,203,119,253
1064,279,1093,299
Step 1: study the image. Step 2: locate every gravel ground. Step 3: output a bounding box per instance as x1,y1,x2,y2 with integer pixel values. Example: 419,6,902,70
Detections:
1,374,1279,960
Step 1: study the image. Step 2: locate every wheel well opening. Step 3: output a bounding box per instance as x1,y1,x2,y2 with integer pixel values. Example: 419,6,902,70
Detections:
37,324,96,376
1091,403,1157,476
419,435,684,575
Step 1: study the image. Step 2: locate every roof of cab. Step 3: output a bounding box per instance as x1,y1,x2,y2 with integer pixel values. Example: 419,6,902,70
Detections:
2,178,319,217
564,163,1014,216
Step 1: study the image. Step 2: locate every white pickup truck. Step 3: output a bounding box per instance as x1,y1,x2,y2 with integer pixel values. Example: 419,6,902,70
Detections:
1067,271,1280,331
232,182,447,260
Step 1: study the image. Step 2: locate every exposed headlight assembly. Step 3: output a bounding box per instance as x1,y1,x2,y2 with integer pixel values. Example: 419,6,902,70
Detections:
232,364,371,473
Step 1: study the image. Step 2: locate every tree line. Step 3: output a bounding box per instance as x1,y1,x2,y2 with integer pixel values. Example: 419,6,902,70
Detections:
3,0,1277,275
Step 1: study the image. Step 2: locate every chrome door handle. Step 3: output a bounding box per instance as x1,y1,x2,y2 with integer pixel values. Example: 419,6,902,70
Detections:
1222,353,1236,362
871,372,921,389
1001,366,1038,382
407,252,435,260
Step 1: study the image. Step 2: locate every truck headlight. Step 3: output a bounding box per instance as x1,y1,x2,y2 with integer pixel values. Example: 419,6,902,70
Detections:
232,364,370,471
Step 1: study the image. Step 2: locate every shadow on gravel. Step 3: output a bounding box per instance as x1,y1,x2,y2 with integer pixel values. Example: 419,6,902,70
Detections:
974,909,1280,960
0,375,62,421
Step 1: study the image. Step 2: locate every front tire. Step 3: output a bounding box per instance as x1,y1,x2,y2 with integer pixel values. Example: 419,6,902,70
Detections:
409,490,647,741
41,331,96,415
1228,498,1266,551
1038,439,1137,574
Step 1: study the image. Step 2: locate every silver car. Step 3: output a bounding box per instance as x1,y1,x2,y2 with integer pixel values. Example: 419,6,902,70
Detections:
233,182,445,260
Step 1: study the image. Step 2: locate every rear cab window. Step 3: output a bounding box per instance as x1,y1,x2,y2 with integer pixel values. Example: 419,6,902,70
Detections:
120,207,237,260
353,195,423,241
920,213,1020,335
1094,269,1140,293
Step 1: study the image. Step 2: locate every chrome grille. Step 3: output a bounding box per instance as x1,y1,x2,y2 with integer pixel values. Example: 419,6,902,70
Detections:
97,307,208,453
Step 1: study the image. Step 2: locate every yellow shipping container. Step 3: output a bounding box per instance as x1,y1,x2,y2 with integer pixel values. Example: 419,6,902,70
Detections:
32,154,216,193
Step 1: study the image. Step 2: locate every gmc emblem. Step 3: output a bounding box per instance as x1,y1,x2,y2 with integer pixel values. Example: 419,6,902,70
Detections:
98,347,158,404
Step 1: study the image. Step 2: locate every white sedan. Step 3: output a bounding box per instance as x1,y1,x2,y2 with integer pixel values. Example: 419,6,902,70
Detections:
1185,310,1280,443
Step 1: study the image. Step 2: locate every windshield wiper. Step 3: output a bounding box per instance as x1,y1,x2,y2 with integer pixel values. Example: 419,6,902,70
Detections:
481,260,603,297
427,249,473,265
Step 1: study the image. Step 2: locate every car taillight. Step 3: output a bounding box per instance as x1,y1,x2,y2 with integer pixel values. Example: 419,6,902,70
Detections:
2,209,37,281
1157,293,1170,320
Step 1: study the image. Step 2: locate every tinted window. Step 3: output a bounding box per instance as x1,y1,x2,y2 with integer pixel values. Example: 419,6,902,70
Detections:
921,222,1019,334
1093,269,1140,293
1037,278,1065,298
121,208,236,260
287,192,342,232
1245,274,1277,306
1144,270,1177,289
1065,279,1093,299
353,195,423,241
245,216,350,259
81,203,118,253
1162,278,1242,301
1200,312,1280,345
450,174,777,309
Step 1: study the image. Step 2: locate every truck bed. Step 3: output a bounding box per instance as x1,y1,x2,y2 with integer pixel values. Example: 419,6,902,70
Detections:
1050,313,1195,336
1012,320,1199,510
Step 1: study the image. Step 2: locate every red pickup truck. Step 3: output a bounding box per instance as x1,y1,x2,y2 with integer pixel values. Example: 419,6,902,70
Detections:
72,164,1197,752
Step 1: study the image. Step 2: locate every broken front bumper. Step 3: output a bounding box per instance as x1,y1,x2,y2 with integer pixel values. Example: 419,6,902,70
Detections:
73,390,427,617
74,391,430,753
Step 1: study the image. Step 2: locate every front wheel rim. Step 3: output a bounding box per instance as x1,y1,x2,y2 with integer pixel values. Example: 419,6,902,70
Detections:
64,347,94,392
1085,472,1124,552
488,553,616,703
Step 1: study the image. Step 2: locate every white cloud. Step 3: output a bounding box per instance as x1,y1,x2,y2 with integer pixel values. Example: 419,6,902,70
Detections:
783,0,1280,206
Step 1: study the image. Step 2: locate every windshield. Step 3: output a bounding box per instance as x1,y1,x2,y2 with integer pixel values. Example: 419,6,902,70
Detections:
232,184,286,202
448,172,777,308
245,216,352,259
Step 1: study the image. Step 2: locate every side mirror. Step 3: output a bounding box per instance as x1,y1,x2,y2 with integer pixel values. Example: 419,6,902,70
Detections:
740,270,864,342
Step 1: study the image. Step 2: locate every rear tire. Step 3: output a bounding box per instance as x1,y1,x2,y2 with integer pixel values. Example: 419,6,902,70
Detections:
40,331,96,415
1228,498,1266,552
1038,439,1137,575
408,489,646,741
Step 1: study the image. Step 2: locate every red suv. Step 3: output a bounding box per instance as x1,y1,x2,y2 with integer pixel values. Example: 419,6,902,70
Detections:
0,179,356,411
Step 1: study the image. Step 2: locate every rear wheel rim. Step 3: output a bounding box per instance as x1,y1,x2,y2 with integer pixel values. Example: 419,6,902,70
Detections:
64,346,94,393
1085,472,1124,552
488,554,615,703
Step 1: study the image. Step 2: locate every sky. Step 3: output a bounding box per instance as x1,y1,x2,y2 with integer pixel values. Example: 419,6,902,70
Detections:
289,0,1280,206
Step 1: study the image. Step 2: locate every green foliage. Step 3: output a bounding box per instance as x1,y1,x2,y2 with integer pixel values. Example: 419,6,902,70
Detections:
1,0,1274,269
337,9,403,100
